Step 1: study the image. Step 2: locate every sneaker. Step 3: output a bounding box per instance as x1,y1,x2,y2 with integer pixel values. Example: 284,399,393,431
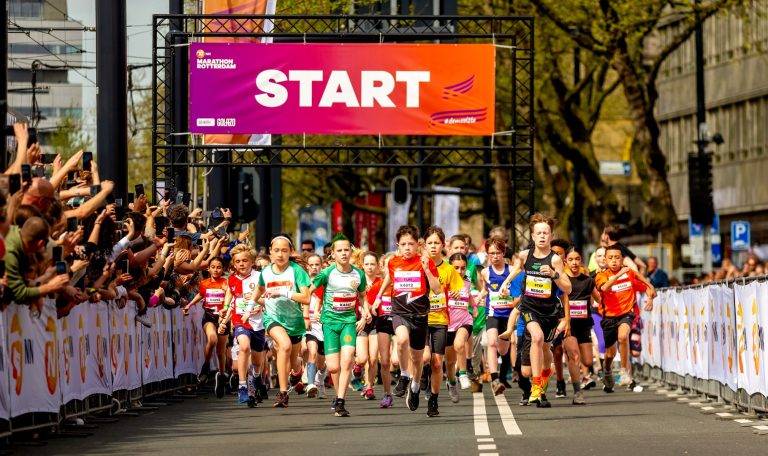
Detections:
334,398,350,417
519,394,530,406
214,372,226,398
447,382,459,403
627,380,638,392
350,377,364,391
572,390,586,405
458,374,471,390
198,363,211,384
317,381,326,399
135,314,152,328
581,375,597,390
537,393,552,408
618,369,633,387
603,372,615,393
426,394,439,417
257,384,268,402
352,364,364,379
491,379,506,396
363,386,376,400
406,386,419,411
293,381,306,395
273,391,289,408
379,393,394,408
289,370,302,388
228,373,239,393
555,380,566,398
529,384,543,405
394,376,409,398
237,386,249,404
306,383,318,398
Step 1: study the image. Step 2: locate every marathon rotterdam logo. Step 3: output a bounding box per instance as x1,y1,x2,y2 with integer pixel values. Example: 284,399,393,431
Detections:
195,49,237,70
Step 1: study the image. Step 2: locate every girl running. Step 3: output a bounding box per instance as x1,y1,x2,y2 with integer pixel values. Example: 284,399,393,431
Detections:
356,251,381,400
305,253,327,399
446,253,479,393
371,252,396,408
253,235,311,408
311,234,370,417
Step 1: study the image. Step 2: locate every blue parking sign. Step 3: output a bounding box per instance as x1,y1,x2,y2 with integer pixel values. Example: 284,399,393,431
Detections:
731,221,750,251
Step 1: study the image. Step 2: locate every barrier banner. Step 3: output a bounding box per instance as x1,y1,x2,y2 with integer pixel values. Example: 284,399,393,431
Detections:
190,306,207,375
110,304,141,391
735,282,768,395
7,302,60,417
0,310,10,419
640,294,662,368
709,285,737,389
84,303,111,396
157,308,174,382
141,308,160,384
189,43,496,136
58,304,85,403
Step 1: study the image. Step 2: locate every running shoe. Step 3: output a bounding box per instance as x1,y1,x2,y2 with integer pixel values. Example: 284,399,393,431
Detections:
581,374,597,390
491,379,506,396
406,386,420,411
293,381,306,395
394,376,410,398
426,394,439,417
537,394,552,408
519,394,530,406
257,384,268,401
555,380,567,398
214,372,226,398
627,380,638,392
447,381,459,404
289,370,303,388
529,384,543,405
379,393,394,409
618,368,633,387
334,398,350,417
572,390,586,405
229,373,239,393
198,363,211,384
458,374,471,390
363,386,376,400
352,363,364,379
273,391,289,408
306,383,318,398
317,381,326,399
237,386,249,404
602,372,615,393
351,377,364,391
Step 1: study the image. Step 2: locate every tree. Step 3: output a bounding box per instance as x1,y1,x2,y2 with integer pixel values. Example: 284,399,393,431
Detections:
48,114,92,158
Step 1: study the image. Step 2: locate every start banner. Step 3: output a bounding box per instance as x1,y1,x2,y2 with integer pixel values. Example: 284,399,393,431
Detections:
189,43,496,136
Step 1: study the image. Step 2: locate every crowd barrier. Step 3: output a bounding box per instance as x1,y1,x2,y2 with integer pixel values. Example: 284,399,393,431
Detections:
0,300,210,439
639,276,768,413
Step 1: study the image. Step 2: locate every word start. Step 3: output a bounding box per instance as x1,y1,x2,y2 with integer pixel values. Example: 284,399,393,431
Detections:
254,70,431,108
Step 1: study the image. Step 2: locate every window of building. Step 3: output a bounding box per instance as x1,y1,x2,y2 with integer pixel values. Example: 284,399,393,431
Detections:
10,0,44,19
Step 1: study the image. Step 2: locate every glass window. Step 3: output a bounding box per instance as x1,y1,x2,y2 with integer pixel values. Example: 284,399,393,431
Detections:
10,0,44,19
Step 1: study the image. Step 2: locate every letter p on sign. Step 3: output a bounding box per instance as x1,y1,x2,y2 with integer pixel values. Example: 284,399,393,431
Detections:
730,221,750,251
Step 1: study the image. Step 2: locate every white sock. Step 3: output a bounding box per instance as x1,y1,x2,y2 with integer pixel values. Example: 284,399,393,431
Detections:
401,370,410,378
410,379,420,393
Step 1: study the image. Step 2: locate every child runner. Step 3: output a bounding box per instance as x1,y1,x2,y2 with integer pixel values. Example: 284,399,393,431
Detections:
183,257,231,398
446,253,479,394
311,234,370,416
357,251,381,400
371,252,396,408
305,253,327,399
253,235,311,408
594,245,655,392
373,225,440,414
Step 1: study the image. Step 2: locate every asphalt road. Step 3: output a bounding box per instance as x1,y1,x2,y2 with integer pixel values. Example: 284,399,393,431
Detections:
23,382,768,456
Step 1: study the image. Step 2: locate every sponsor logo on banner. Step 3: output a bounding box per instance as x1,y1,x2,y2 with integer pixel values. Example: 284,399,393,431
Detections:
189,43,495,136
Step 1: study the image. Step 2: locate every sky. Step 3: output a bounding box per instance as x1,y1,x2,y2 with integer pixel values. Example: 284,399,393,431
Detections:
68,0,168,139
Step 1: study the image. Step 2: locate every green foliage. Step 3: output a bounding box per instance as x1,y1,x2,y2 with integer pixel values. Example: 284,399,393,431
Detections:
48,114,92,159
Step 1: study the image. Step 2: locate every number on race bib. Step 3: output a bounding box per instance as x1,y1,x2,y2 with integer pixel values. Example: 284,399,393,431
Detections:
569,300,588,319
524,275,552,298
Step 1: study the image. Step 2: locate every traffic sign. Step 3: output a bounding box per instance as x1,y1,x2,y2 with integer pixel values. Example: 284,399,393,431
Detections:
731,221,751,251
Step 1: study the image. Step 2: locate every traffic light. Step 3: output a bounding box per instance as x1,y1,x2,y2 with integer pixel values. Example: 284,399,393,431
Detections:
391,175,410,204
688,152,714,225
238,170,259,221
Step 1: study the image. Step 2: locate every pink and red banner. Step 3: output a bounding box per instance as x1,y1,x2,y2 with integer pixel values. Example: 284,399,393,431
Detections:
189,43,495,136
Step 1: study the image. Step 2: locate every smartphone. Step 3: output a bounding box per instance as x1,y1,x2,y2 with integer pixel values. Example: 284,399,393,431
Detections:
40,153,56,164
55,261,67,275
196,237,203,246
0,260,5,277
82,151,93,171
90,185,100,197
66,171,76,187
34,165,45,178
175,192,184,204
167,227,175,242
66,217,78,232
182,192,191,205
134,184,145,197
52,246,63,262
121,259,131,274
8,174,21,194
115,198,123,207
127,192,134,203
240,223,249,232
21,164,31,184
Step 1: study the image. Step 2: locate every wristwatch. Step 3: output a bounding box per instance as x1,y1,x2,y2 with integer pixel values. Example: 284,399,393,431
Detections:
552,272,560,280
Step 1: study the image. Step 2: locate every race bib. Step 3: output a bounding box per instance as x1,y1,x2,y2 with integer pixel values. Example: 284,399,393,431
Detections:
569,299,588,319
204,289,225,312
524,275,552,298
234,297,248,314
429,294,447,311
331,292,357,312
489,291,514,309
448,296,469,309
380,296,392,315
611,281,632,293
266,280,292,299
393,270,422,293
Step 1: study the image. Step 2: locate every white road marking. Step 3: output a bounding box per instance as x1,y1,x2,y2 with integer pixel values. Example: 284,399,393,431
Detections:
473,392,491,436
478,453,500,456
477,438,494,442
478,444,497,450
493,392,523,435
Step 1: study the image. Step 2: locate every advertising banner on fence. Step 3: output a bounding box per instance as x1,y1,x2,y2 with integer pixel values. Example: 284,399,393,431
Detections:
735,282,768,395
59,304,84,403
84,303,112,397
0,311,9,419
189,43,496,136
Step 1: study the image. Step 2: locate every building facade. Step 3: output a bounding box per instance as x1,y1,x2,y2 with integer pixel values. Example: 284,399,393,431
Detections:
7,0,83,139
656,3,768,252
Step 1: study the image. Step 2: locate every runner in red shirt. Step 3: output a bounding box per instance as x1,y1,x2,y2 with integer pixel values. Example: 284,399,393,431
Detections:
183,257,230,394
373,225,440,414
